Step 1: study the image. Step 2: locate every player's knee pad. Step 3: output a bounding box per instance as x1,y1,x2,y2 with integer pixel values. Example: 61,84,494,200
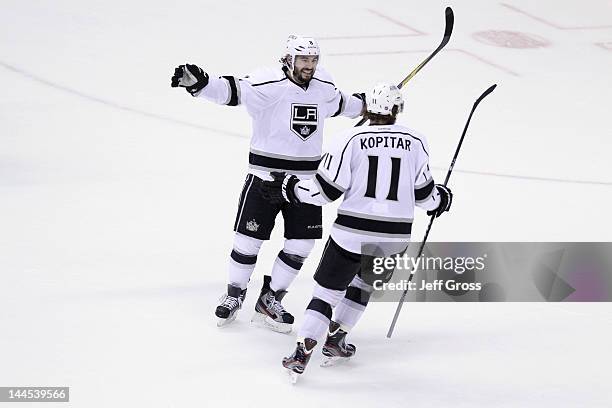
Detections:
232,232,263,257
283,238,315,259
312,282,345,308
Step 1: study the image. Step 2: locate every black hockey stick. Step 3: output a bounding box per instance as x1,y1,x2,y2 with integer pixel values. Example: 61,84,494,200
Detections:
355,6,454,127
386,83,497,339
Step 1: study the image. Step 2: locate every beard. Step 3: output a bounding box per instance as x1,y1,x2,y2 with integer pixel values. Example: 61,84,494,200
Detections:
293,67,314,84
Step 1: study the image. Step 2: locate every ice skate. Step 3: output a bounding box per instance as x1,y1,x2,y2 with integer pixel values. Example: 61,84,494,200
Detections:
282,338,317,383
251,275,294,333
215,284,246,327
321,321,356,367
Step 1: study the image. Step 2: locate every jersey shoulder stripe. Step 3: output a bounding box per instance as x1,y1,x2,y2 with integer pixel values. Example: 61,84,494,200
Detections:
251,77,288,87
312,77,335,87
241,66,286,87
311,66,336,88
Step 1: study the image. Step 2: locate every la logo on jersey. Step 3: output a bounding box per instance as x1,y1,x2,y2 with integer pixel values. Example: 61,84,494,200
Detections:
291,104,318,140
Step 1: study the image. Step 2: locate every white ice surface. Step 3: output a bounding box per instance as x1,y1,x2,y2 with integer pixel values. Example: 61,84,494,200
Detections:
1,0,612,407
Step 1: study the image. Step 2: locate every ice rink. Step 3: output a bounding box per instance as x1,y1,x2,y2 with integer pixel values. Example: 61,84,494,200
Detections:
1,0,612,406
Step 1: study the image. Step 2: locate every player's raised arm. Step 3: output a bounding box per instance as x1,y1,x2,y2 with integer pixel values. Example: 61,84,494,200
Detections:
314,68,365,119
328,88,365,119
171,64,277,113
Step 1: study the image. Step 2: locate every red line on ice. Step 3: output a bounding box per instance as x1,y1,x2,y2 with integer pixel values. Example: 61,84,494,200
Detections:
501,3,612,30
451,49,520,77
366,9,426,35
318,34,424,40
326,49,520,77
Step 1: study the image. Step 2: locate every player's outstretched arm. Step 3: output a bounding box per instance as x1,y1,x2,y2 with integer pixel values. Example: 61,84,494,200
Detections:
258,172,341,207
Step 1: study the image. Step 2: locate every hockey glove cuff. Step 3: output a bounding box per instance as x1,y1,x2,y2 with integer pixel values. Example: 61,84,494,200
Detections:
281,173,300,204
427,184,453,218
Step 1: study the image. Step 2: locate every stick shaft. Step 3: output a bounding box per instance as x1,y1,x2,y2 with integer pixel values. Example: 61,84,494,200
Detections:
386,84,497,339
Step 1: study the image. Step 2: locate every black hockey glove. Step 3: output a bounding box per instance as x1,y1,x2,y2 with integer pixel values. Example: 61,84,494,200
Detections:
353,92,367,116
258,172,300,205
171,64,209,96
427,184,453,218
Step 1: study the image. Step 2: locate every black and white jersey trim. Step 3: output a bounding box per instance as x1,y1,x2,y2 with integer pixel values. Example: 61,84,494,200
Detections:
334,213,412,236
250,148,320,162
312,77,336,87
337,208,413,223
314,173,344,202
221,76,240,106
331,94,345,117
250,77,288,87
415,179,435,202
249,151,321,173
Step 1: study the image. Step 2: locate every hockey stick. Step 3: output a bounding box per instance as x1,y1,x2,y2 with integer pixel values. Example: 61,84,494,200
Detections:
386,83,497,339
354,6,454,127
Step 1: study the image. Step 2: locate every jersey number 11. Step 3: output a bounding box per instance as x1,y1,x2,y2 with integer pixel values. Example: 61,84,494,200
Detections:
365,156,401,201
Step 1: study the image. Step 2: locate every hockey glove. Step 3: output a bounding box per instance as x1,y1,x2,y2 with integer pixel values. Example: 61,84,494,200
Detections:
171,64,209,96
258,172,300,205
427,184,453,218
353,92,367,116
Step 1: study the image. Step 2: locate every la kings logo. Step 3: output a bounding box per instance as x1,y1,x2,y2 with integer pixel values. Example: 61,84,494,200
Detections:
290,104,318,140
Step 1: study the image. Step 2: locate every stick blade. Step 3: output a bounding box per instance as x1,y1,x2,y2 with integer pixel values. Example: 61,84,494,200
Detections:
474,84,497,106
444,7,454,38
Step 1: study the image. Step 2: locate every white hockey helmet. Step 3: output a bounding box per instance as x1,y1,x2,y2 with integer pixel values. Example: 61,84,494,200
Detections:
282,34,320,69
366,83,404,116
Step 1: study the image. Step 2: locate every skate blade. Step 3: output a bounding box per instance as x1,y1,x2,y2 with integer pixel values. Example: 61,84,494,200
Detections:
320,355,351,367
216,313,237,328
250,312,266,324
285,368,300,384
251,312,292,334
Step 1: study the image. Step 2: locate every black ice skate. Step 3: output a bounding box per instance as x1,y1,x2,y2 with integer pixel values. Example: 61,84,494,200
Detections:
215,284,246,327
251,275,294,333
282,338,317,384
321,321,356,367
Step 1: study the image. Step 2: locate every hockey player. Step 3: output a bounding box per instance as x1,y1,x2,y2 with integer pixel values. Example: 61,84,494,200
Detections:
258,83,453,380
170,35,365,332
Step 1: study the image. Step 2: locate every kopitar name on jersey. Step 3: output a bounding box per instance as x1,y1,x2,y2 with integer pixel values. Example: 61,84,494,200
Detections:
359,133,413,150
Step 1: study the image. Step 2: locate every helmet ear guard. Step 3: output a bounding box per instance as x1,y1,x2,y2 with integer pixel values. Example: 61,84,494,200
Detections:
280,54,293,70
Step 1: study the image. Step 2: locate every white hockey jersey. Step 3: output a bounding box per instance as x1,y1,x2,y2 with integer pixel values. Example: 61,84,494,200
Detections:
294,124,441,254
196,66,363,179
